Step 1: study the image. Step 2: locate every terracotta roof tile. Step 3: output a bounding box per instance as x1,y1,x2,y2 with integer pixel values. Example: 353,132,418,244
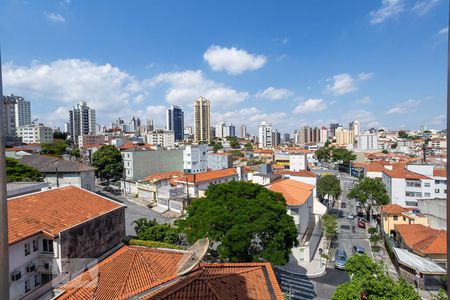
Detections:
395,224,447,255
274,170,317,178
268,179,313,206
381,204,409,214
8,186,123,245
144,263,283,300
144,171,184,182
58,246,186,300
176,168,238,183
433,169,446,178
254,149,274,154
383,168,430,180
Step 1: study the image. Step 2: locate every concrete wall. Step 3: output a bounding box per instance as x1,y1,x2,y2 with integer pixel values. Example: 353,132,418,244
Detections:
207,154,232,170
290,154,306,171
288,175,317,197
418,199,446,230
44,171,95,191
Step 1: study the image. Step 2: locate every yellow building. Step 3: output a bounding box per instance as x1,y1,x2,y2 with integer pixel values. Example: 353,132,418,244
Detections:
335,127,354,146
381,204,429,236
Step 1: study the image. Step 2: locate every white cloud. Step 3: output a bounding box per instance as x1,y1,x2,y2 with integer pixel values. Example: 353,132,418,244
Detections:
150,70,248,107
358,72,374,81
256,87,294,100
386,99,420,114
429,114,445,125
326,73,357,95
203,45,267,75
293,99,328,114
369,0,404,24
439,27,448,34
412,0,440,16
3,59,147,121
44,12,66,23
145,105,167,127
355,96,372,104
344,110,379,128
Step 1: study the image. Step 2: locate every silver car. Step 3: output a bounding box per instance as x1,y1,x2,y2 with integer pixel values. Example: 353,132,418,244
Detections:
334,249,347,270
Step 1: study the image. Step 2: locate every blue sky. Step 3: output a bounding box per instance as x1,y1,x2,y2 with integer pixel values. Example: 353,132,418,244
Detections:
1,0,448,133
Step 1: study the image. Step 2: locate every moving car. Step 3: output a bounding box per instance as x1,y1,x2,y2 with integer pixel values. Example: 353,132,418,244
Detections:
347,212,355,220
353,246,365,255
334,249,347,270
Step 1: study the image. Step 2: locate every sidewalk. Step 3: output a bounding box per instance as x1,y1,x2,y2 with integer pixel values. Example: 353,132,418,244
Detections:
277,236,327,278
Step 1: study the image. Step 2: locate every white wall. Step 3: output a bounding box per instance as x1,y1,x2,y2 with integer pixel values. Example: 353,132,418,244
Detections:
290,154,306,171
44,171,95,191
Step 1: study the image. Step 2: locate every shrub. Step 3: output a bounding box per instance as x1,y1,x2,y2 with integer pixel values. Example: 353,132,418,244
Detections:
128,239,184,250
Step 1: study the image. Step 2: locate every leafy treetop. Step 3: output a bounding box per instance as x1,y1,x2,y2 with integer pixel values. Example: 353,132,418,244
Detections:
6,157,43,182
91,145,123,185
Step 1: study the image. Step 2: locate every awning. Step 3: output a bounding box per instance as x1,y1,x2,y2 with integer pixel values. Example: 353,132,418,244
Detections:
393,247,446,274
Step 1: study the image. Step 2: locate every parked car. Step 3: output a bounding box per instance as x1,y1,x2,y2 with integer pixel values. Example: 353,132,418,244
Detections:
341,202,346,208
347,212,355,220
334,249,348,270
103,186,113,192
357,220,366,229
353,246,365,255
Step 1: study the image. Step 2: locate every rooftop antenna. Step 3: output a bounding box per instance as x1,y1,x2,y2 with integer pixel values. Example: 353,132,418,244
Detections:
0,45,10,299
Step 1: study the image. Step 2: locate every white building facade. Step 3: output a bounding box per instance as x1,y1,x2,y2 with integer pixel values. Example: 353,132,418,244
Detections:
17,124,53,144
357,133,379,151
183,144,208,174
290,154,307,171
258,121,273,149
146,130,175,148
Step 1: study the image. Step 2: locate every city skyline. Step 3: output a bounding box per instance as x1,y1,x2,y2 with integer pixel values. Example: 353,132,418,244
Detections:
0,0,448,133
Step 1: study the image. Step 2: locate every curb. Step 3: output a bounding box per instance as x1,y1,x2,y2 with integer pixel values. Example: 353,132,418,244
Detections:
275,266,327,279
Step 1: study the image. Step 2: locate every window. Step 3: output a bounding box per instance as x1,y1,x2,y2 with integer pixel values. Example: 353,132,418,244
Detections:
402,217,406,221
405,191,422,197
435,189,440,193
32,240,38,252
34,274,40,287
445,190,447,194
25,280,30,293
393,216,398,221
424,193,430,197
424,183,430,187
42,239,54,253
406,181,421,188
25,242,30,256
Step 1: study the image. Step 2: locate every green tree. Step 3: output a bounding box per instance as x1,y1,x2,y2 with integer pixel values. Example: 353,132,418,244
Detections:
315,147,332,163
333,254,420,300
40,140,68,157
368,227,378,236
91,145,123,185
132,218,158,235
71,148,81,160
322,214,338,246
381,149,388,154
53,131,68,140
317,175,341,203
331,147,357,164
226,136,240,149
176,181,299,265
398,130,409,139
138,223,180,244
6,158,44,182
432,289,448,300
348,177,389,221
244,143,253,150
213,142,223,153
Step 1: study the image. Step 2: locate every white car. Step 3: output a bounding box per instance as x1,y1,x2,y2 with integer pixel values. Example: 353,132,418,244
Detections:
347,213,355,220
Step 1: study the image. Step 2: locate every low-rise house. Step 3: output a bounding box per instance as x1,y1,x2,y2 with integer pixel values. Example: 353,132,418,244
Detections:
269,179,326,263
381,204,428,236
8,186,125,300
274,169,318,197
53,246,283,299
254,148,274,160
18,154,96,191
250,172,281,186
137,171,184,204
394,224,447,267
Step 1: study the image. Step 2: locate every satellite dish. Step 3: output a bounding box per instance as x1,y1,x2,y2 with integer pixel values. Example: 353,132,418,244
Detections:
176,237,209,276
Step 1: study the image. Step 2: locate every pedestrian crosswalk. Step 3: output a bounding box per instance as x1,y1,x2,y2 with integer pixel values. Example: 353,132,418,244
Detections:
275,268,317,300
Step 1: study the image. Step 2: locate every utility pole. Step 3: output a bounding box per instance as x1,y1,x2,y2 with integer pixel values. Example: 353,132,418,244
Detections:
0,47,10,299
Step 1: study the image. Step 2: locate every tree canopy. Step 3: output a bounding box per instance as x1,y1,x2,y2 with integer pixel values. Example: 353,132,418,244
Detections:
53,131,68,140
176,181,299,265
40,140,67,157
331,147,357,164
333,254,420,300
226,136,240,149
244,142,253,150
6,157,44,182
321,214,338,243
91,145,123,184
348,177,389,220
317,175,341,203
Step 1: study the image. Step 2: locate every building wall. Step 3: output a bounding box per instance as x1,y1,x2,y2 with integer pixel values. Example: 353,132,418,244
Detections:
207,154,232,170
382,214,429,235
44,171,95,191
288,175,317,197
290,154,306,171
418,199,446,230
77,134,106,147
183,145,208,174
17,125,53,144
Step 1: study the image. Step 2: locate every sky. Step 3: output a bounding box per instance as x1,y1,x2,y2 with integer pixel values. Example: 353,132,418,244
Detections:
0,0,448,134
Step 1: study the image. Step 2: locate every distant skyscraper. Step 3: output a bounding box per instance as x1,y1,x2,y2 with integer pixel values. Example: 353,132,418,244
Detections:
299,126,320,145
228,123,236,137
193,96,211,143
166,105,184,142
240,125,247,139
11,95,31,128
329,123,340,139
215,121,225,139
272,130,281,146
283,133,290,142
2,95,17,137
349,120,360,137
258,121,273,149
320,126,328,143
68,101,96,143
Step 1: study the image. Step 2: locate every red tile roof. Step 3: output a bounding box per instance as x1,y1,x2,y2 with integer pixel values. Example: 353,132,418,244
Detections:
254,149,274,154
176,168,238,184
383,168,430,180
269,179,314,206
143,171,184,182
274,169,317,178
381,204,410,215
58,246,186,300
433,169,446,178
395,224,447,255
144,263,284,300
8,186,123,245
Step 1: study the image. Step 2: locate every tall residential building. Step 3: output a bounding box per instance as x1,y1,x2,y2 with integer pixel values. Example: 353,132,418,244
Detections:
166,105,184,142
335,127,355,146
357,133,379,151
146,129,175,148
68,101,96,143
283,133,290,142
258,121,273,149
16,124,53,144
215,121,225,139
349,120,361,136
10,95,31,128
272,130,281,146
320,126,328,143
2,95,17,137
329,123,340,139
228,123,236,137
299,126,321,145
240,125,247,139
193,96,211,143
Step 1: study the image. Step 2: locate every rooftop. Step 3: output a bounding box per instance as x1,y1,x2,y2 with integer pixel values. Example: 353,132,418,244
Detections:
176,168,238,183
393,248,446,275
269,179,314,206
381,204,410,215
274,169,317,178
395,224,447,255
383,168,430,180
8,186,124,245
143,171,184,182
19,154,96,172
433,169,446,178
